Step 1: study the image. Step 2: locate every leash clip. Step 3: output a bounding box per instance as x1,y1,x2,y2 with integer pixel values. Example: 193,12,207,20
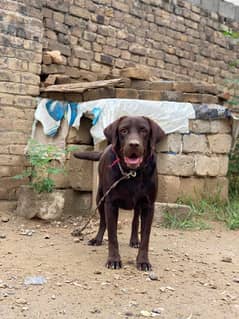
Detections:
127,171,137,178
116,159,137,179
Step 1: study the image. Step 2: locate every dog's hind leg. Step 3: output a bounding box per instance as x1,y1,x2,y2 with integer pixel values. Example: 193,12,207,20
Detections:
129,207,140,248
88,191,106,246
136,204,154,271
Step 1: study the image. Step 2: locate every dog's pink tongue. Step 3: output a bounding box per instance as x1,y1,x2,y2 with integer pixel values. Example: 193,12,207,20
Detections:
124,156,143,166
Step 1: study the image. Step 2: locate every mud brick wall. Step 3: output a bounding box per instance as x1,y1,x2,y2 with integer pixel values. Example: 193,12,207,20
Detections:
42,0,239,104
0,0,43,211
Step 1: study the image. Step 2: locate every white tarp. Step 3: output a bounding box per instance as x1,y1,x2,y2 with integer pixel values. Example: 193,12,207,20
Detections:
72,99,196,144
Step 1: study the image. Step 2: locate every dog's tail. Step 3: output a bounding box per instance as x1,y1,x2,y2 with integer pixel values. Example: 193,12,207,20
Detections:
73,151,103,161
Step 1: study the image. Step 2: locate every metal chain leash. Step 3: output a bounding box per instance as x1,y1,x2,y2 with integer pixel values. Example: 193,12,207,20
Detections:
71,170,137,237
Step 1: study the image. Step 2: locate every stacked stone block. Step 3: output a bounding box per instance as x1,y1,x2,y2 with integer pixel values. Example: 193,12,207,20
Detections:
0,0,43,211
157,119,231,202
42,78,221,104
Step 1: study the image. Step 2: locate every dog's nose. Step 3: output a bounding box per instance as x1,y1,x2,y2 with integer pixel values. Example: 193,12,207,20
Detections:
129,140,140,148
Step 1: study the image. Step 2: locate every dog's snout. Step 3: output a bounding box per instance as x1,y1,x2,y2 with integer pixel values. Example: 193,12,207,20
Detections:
129,139,140,148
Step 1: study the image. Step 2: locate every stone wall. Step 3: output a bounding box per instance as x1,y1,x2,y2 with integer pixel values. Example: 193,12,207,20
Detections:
0,0,238,212
46,79,230,208
0,0,43,211
41,0,239,105
157,118,231,202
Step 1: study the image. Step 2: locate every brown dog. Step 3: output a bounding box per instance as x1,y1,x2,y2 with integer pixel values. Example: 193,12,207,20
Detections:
74,116,165,270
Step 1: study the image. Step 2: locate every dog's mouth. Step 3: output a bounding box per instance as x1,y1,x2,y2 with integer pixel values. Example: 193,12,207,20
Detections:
124,153,143,169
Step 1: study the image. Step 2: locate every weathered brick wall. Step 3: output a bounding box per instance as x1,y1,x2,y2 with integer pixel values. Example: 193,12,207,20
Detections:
0,0,43,211
42,0,239,100
0,0,238,211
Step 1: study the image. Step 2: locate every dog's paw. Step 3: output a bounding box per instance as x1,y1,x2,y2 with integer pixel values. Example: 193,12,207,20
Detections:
106,260,122,269
87,238,103,246
129,240,140,248
137,261,152,271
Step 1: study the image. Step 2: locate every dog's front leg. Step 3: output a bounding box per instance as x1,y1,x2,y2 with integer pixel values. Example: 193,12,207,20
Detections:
105,200,121,269
136,204,154,271
129,207,140,248
88,202,106,246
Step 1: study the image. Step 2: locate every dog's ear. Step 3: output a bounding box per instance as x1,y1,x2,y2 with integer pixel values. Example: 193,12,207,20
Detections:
144,117,165,151
104,117,126,147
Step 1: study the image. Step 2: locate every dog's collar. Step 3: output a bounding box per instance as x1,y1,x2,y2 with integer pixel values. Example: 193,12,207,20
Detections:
109,146,152,177
117,159,137,178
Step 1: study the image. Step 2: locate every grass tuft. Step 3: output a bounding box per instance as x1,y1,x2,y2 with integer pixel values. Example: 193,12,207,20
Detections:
162,193,239,231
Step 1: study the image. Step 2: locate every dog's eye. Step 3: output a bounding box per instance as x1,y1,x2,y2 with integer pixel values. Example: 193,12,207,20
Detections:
120,128,128,135
140,127,148,134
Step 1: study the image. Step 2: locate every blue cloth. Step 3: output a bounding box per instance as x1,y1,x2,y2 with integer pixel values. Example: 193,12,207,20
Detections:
45,100,65,121
91,107,102,125
35,98,103,137
68,102,78,126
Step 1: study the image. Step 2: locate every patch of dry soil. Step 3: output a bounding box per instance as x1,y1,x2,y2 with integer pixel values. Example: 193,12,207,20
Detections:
0,212,238,319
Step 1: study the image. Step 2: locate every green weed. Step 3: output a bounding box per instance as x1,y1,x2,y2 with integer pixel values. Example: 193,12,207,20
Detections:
168,195,239,231
162,209,211,230
13,139,77,193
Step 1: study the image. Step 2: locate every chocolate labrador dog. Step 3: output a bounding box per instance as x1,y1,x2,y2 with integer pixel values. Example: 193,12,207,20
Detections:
74,116,165,270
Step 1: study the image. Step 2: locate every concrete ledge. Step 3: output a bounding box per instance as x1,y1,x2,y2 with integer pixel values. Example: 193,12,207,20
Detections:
154,202,191,225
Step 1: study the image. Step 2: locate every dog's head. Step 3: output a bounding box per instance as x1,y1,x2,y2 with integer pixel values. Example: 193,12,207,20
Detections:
104,116,165,169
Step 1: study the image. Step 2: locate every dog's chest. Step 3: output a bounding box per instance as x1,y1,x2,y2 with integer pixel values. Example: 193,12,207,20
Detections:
110,174,155,209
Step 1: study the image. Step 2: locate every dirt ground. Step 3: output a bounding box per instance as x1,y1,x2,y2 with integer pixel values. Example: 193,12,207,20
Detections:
0,211,239,319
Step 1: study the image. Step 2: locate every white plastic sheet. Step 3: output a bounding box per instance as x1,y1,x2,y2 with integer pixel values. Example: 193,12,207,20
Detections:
72,99,196,144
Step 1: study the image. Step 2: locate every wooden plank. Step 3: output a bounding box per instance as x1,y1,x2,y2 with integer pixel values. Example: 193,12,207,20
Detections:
41,78,129,93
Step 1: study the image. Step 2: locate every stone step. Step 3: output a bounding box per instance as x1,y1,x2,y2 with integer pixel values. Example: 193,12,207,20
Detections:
154,202,191,225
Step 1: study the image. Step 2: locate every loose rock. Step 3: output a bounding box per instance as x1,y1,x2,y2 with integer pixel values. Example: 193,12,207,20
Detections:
1,216,9,223
233,278,239,283
125,311,134,316
148,272,158,281
0,282,7,288
21,306,29,312
15,298,27,305
140,310,151,317
24,276,47,285
20,229,35,236
221,256,232,263
152,307,164,314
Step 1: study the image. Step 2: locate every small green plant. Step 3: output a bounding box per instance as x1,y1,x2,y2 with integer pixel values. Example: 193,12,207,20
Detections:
228,141,239,197
224,199,239,230
172,195,239,230
221,29,239,39
14,139,75,193
221,28,239,196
